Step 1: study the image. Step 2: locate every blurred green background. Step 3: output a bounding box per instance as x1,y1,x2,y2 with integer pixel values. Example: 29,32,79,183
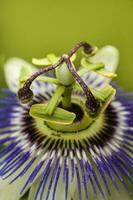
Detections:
0,0,133,90
0,1,132,199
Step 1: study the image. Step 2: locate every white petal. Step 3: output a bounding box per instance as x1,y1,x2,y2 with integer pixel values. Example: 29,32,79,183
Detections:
4,58,36,92
89,45,119,73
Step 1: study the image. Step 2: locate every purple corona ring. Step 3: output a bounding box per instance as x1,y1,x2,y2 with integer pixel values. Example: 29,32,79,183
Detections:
0,43,132,200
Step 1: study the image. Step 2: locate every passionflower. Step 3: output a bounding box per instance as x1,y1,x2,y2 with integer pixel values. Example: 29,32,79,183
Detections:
0,42,132,200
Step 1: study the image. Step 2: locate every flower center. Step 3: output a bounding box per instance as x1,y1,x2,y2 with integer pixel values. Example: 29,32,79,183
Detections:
34,94,104,140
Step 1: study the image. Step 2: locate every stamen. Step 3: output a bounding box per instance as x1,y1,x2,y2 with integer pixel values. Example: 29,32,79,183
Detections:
62,55,100,113
18,41,99,112
18,57,64,103
17,87,33,104
68,41,97,57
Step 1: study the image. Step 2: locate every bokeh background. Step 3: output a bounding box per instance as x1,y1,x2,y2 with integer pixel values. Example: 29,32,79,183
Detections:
0,0,133,90
0,0,133,200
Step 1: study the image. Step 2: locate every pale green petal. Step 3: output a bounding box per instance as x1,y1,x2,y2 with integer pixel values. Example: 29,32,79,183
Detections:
0,155,45,200
29,174,132,200
28,167,76,200
28,177,40,200
89,45,119,73
4,58,36,92
0,177,27,200
28,174,66,200
82,46,119,89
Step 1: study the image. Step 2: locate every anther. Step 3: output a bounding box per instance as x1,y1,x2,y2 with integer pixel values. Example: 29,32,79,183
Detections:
17,57,64,103
68,41,97,58
17,87,33,104
62,56,100,113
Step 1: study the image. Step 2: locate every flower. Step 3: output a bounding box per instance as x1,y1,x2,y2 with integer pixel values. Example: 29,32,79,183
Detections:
0,43,132,200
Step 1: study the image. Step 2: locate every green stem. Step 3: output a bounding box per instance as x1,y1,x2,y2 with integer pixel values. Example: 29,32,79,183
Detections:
62,87,72,109
44,86,65,115
36,76,60,85
20,76,60,85
78,62,105,76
